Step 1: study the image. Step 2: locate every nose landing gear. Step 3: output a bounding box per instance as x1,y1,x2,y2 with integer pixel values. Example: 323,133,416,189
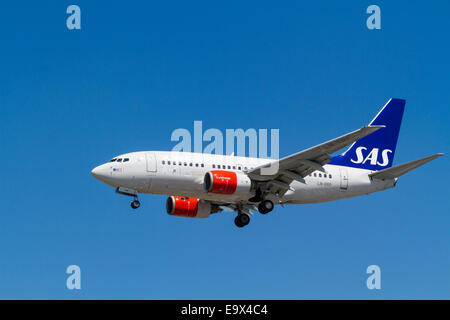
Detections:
115,187,141,210
131,199,140,209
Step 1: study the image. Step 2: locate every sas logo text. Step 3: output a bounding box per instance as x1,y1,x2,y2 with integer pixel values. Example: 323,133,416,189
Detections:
351,147,392,166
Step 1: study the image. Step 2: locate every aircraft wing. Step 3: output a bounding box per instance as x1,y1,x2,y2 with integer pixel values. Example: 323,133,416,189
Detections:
247,125,383,196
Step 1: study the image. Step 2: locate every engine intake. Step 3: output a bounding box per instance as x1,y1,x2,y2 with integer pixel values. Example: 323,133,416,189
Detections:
166,196,211,218
203,170,252,195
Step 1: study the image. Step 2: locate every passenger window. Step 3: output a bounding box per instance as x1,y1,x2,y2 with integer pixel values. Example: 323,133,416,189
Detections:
178,162,182,165
162,160,165,165
232,166,236,169
168,161,171,165
189,163,193,167
201,164,204,167
329,174,332,179
319,173,322,177
324,174,327,178
212,164,215,168
184,162,187,166
238,166,241,170
228,165,231,169
314,173,317,177
195,163,199,167
244,167,248,170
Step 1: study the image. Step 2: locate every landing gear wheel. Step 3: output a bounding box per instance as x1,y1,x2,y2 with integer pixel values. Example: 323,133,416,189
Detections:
234,213,250,228
131,200,140,209
258,200,274,214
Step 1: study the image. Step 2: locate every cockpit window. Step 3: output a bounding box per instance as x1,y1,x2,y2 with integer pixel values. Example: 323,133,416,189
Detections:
123,158,129,162
117,158,123,162
110,158,117,162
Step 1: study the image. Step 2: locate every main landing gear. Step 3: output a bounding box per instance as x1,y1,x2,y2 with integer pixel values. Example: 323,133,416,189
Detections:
233,199,275,228
234,213,250,228
258,199,274,214
249,188,275,215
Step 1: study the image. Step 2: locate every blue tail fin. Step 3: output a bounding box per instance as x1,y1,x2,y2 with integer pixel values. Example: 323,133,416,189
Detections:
329,98,406,171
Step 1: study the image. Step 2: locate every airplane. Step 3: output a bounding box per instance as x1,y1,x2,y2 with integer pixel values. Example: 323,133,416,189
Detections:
91,99,443,228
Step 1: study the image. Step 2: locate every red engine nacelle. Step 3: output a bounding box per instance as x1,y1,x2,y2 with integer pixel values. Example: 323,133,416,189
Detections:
203,170,252,195
166,196,211,218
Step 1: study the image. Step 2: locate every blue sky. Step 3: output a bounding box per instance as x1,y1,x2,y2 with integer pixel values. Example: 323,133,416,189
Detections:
0,1,449,299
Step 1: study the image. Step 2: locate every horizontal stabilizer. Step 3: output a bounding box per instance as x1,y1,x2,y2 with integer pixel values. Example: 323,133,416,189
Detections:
369,153,444,180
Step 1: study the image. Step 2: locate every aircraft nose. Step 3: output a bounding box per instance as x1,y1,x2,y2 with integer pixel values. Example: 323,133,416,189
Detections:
91,166,100,178
91,164,108,180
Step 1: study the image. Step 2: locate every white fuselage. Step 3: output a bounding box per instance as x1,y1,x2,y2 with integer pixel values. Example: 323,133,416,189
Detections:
91,151,396,205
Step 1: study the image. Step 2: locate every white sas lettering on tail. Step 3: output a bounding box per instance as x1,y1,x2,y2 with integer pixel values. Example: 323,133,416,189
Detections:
351,147,392,166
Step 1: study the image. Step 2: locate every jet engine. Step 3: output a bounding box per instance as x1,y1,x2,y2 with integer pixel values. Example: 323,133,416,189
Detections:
166,196,212,218
203,170,252,195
